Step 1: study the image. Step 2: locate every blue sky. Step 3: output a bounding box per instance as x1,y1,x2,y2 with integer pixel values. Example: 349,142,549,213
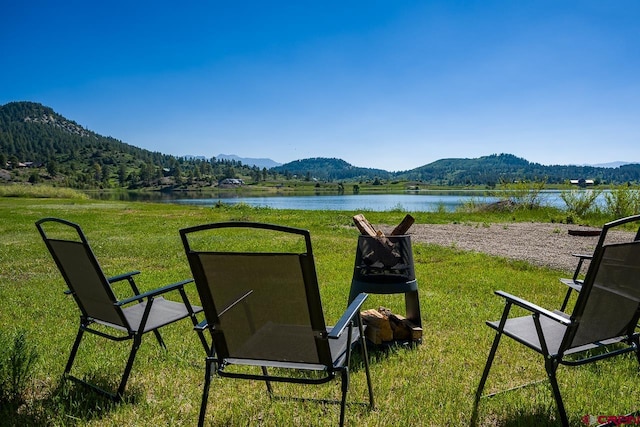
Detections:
2,1,639,171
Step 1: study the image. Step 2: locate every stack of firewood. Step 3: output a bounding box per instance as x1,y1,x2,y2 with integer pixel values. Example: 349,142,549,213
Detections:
352,213,415,240
352,213,415,267
360,307,422,344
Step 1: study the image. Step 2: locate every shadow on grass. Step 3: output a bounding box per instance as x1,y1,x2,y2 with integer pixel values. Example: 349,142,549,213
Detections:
500,409,561,427
364,339,420,364
0,374,143,426
471,405,562,427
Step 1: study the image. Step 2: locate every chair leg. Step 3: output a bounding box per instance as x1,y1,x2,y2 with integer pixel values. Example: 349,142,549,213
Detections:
545,358,569,427
195,328,210,355
633,336,640,366
471,331,502,426
116,334,142,400
184,295,210,354
339,368,349,427
260,367,273,394
64,327,85,376
153,330,167,350
198,358,214,427
559,288,573,312
358,316,374,408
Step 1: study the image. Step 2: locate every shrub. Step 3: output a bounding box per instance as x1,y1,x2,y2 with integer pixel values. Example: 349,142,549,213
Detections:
491,178,547,210
0,330,38,404
0,184,88,199
604,185,640,218
560,189,602,217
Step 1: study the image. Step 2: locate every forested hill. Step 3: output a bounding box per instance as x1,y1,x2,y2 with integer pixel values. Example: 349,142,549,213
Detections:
274,154,640,186
396,154,640,186
272,158,391,181
0,101,265,189
0,101,172,165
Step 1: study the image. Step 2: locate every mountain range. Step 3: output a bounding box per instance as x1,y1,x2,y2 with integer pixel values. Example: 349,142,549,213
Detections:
1,101,640,188
215,154,282,169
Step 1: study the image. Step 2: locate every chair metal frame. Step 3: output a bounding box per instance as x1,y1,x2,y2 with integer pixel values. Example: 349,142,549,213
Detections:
560,217,640,311
473,215,640,427
36,217,209,401
180,221,374,427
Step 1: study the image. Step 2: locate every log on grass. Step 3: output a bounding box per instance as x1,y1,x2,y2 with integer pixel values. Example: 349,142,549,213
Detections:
389,313,422,341
361,309,393,342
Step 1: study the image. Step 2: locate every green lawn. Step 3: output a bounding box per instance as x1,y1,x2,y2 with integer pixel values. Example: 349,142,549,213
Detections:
0,196,637,426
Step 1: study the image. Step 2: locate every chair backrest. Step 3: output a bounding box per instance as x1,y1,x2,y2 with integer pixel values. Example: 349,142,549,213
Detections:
36,218,128,328
565,214,640,350
180,222,333,367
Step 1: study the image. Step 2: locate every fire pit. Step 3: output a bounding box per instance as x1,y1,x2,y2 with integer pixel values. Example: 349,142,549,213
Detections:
348,233,422,333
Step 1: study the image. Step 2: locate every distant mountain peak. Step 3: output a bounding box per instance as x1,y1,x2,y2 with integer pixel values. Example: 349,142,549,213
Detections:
215,154,282,169
587,161,633,168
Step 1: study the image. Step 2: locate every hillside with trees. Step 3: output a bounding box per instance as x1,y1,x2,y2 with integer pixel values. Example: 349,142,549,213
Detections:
0,102,270,189
2,101,639,191
396,153,640,186
273,154,640,187
272,157,391,181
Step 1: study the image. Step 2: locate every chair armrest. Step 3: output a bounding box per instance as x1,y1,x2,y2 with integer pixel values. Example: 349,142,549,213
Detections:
107,270,141,283
570,254,592,280
494,290,572,325
115,278,194,306
194,319,209,330
328,293,368,339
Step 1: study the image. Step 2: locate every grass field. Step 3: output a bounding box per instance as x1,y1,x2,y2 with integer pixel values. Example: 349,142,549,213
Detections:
0,195,638,426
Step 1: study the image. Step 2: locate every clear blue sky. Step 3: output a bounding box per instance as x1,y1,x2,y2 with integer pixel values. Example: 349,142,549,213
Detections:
2,1,639,171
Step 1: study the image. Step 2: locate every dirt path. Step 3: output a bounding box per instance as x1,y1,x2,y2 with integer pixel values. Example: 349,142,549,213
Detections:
404,222,636,273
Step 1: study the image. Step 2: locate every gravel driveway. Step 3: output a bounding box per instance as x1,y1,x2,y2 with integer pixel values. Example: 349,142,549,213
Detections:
405,222,637,273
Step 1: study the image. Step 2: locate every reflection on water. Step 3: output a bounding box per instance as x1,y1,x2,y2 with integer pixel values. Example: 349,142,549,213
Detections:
85,189,606,212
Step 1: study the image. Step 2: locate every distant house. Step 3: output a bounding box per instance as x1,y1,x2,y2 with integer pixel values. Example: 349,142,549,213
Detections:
570,179,594,187
219,178,244,186
8,161,33,168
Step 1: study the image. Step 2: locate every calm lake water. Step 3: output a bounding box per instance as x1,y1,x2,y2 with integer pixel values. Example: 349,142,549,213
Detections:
88,189,609,212
155,190,607,212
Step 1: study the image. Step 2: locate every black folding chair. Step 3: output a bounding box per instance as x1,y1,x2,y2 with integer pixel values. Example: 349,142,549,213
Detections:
180,221,374,427
559,215,640,311
473,215,640,427
36,217,208,401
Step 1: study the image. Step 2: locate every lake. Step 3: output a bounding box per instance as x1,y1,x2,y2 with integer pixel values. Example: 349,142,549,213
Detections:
161,190,605,212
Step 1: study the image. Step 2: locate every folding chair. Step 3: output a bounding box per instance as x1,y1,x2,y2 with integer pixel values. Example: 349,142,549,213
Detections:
559,215,640,311
473,215,640,427
36,217,208,401
180,222,374,427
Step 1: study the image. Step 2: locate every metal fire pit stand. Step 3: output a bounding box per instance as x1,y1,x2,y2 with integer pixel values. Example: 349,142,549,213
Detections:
348,234,422,328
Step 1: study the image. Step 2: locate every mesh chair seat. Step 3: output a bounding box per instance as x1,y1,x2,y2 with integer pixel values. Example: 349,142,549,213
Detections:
487,315,567,356
223,323,359,371
559,277,583,292
95,297,203,333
